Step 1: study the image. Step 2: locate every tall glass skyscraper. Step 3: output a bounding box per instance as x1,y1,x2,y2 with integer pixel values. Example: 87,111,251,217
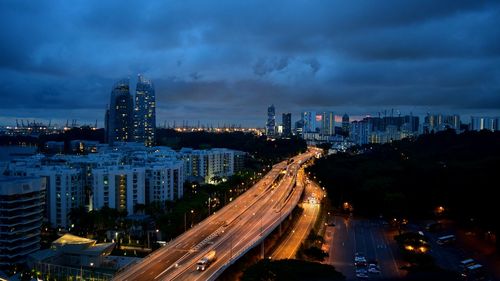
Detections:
282,113,292,137
106,79,134,144
266,104,276,137
133,75,156,146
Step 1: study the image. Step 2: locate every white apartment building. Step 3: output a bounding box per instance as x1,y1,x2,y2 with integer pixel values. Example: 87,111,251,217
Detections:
180,148,234,183
145,160,184,203
92,166,145,214
6,164,84,228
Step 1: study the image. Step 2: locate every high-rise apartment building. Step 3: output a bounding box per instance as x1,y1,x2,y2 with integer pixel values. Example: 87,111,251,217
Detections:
424,114,460,133
106,79,134,144
0,177,46,269
133,75,156,147
470,116,499,131
145,161,184,203
282,113,292,137
92,166,146,214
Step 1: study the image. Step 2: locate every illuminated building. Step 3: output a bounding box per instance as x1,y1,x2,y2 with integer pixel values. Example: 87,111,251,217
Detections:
92,166,146,214
0,177,46,269
282,113,292,137
133,75,156,147
106,79,134,144
266,105,276,137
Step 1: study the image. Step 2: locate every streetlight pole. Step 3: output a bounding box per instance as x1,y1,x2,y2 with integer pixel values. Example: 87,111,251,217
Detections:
208,197,211,216
190,209,194,228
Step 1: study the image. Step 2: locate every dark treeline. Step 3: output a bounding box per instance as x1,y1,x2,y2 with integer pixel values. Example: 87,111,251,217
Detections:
2,128,307,161
307,130,500,251
156,129,307,163
241,259,345,281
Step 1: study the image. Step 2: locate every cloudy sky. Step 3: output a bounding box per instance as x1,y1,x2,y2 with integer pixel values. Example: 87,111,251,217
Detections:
1,0,499,127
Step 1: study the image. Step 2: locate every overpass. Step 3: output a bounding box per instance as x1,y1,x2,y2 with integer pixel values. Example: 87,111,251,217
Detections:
113,148,319,281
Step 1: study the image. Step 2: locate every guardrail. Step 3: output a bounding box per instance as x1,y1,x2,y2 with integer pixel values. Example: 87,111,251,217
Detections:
206,171,306,281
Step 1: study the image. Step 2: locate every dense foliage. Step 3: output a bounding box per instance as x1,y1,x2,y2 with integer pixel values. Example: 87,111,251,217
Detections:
241,259,345,281
156,129,307,163
307,130,500,251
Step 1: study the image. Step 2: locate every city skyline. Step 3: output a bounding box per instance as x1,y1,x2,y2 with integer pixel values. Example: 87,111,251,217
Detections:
1,1,500,127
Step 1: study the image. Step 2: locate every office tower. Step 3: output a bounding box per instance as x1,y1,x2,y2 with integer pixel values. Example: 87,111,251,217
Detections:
294,119,304,137
106,79,134,144
342,113,350,136
0,177,46,269
266,105,276,137
134,75,156,147
320,112,335,136
282,113,292,137
302,111,317,133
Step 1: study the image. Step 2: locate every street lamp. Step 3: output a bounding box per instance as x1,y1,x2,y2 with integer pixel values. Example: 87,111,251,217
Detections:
190,209,194,228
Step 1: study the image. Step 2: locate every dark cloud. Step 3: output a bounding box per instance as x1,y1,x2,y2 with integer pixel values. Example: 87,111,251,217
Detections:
0,0,499,126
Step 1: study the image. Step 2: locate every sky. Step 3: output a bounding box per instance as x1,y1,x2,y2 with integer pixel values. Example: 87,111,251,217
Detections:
1,0,500,127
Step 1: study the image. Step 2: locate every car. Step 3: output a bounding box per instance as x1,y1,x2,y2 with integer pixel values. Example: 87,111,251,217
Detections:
368,264,381,274
356,272,369,279
355,256,367,262
355,261,367,267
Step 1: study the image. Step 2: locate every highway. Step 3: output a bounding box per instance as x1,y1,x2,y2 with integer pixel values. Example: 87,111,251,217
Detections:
271,179,324,260
113,148,320,281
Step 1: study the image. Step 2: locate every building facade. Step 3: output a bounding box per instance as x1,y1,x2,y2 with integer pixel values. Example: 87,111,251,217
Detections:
342,113,350,136
145,161,184,203
0,177,46,269
106,79,134,144
266,105,276,137
133,75,156,147
320,111,335,136
92,166,146,215
470,116,499,131
282,113,292,137
302,111,317,133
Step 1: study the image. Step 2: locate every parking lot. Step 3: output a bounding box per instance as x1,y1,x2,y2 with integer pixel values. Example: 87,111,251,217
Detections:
324,216,404,280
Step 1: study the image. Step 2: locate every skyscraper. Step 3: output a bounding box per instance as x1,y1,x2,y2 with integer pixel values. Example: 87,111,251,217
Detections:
302,111,317,133
266,105,276,137
134,75,156,147
342,113,350,136
320,111,335,136
106,79,134,144
282,113,292,137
